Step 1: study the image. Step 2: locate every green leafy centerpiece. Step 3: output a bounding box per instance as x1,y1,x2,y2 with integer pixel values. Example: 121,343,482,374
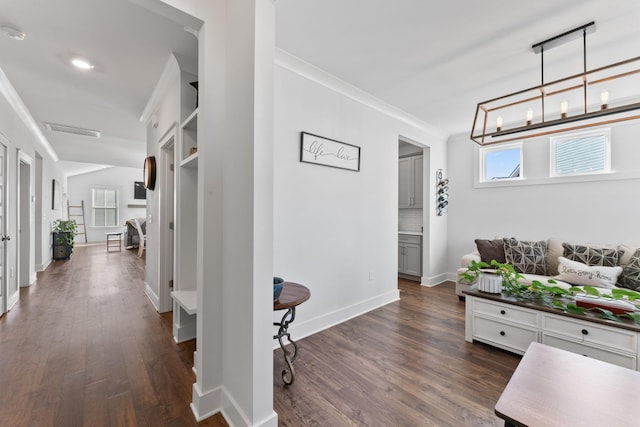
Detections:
463,260,640,323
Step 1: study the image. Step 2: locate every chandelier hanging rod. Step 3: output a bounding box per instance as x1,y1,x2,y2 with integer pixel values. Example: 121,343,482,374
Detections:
531,21,595,54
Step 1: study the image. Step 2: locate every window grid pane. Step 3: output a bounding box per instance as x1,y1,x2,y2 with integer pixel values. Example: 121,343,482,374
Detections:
91,188,119,226
483,146,522,181
555,135,606,175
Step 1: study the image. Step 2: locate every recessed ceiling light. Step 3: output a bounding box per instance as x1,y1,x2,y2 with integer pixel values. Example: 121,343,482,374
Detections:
71,58,94,70
1,25,26,41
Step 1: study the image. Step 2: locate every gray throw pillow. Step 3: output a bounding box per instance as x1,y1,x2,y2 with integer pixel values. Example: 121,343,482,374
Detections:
619,248,640,291
503,237,548,275
562,243,623,267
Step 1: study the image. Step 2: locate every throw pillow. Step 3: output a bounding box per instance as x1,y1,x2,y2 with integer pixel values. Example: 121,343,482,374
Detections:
555,256,622,289
546,238,565,276
619,248,640,291
562,243,624,267
503,237,548,275
475,239,506,265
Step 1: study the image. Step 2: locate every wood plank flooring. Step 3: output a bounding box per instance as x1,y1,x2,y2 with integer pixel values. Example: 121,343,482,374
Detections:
0,245,521,426
0,244,227,426
273,279,521,426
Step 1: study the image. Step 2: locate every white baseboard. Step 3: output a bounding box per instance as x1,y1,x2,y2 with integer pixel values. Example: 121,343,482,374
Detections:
420,273,449,287
36,260,50,272
446,272,458,282
191,383,278,427
191,383,222,422
173,320,196,343
275,289,400,348
144,283,160,311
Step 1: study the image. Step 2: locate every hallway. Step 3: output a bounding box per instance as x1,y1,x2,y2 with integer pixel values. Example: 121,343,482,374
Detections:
0,244,226,426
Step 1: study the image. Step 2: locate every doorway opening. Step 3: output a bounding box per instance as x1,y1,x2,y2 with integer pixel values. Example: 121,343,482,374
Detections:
398,138,427,284
157,128,176,313
18,154,32,289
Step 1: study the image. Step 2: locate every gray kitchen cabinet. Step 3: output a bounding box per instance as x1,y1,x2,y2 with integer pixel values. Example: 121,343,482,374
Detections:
398,234,422,276
399,155,423,209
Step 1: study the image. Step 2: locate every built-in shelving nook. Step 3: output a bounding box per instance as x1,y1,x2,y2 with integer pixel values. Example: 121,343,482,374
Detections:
172,70,199,345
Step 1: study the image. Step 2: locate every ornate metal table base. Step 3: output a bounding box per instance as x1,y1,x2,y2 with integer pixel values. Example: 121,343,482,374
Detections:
273,282,310,386
274,307,298,385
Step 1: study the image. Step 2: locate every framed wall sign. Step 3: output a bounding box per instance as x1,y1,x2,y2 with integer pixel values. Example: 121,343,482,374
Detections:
51,179,57,210
300,132,360,172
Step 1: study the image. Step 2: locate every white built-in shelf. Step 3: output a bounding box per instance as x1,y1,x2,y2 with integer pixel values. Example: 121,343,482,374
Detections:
181,109,198,161
181,108,198,130
171,290,197,315
180,152,199,168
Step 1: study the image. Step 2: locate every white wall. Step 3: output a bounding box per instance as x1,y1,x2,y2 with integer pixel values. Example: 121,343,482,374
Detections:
273,50,449,340
446,121,640,275
0,69,66,297
145,54,182,312
66,166,146,242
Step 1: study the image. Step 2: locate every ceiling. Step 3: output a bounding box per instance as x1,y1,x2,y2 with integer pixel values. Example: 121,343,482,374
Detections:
276,0,640,135
0,0,197,175
1,0,640,175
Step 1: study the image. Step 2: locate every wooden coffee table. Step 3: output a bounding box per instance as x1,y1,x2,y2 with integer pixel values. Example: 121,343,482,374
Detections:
495,342,640,426
273,282,310,385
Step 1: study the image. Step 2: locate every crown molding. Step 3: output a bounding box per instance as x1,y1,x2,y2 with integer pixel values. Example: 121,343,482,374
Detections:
274,48,448,142
0,66,59,161
140,53,181,125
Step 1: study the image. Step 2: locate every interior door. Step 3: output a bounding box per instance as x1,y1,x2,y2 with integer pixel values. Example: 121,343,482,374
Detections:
0,142,7,315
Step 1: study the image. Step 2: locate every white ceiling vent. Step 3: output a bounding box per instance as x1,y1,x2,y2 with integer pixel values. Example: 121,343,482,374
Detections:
44,122,101,138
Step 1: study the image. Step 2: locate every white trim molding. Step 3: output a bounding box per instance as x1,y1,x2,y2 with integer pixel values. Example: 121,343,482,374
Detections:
273,289,400,349
139,54,181,125
0,67,58,162
144,283,160,311
275,49,448,143
191,383,278,427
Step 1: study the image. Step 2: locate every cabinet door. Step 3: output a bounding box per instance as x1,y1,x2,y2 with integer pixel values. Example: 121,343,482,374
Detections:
398,243,405,273
398,158,412,208
404,243,421,276
412,156,423,208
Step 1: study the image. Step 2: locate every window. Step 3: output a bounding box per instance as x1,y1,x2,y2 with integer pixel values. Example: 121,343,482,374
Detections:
551,130,610,177
92,187,119,227
480,143,522,182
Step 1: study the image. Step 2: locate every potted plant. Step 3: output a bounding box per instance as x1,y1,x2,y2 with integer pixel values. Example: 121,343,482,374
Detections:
52,219,78,260
462,259,640,322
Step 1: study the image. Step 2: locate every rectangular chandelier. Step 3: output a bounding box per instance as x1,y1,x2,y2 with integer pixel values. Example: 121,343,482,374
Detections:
470,22,640,146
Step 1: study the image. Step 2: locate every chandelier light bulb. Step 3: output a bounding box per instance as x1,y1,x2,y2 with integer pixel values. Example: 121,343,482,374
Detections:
560,101,568,118
496,116,503,131
601,90,609,110
526,109,533,125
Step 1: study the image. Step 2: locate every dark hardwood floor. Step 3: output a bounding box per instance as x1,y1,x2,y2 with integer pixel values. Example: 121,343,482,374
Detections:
0,245,520,426
0,244,227,426
274,278,521,426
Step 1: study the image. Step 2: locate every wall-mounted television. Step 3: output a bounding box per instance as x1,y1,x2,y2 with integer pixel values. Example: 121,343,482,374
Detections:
134,181,146,200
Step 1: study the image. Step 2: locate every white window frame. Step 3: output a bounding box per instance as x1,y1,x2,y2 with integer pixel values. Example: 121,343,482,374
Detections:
91,186,120,228
550,129,611,178
479,142,524,183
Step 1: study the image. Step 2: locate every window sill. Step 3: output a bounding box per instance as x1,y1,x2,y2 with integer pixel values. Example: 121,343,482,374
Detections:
474,170,640,189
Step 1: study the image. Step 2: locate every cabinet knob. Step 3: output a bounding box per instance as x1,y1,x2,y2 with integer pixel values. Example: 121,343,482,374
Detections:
500,310,506,315
581,329,589,335
500,331,506,336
